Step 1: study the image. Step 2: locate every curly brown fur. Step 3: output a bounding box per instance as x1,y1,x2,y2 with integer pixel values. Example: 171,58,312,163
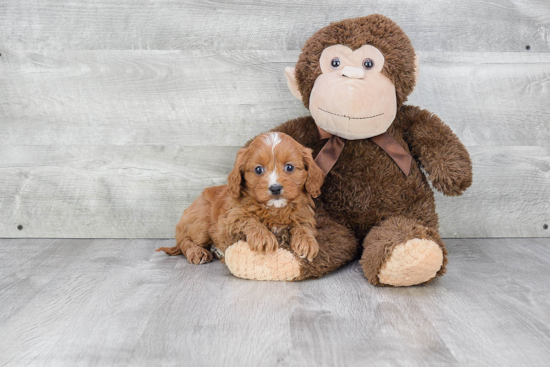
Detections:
254,204,359,281
156,133,325,263
215,193,320,261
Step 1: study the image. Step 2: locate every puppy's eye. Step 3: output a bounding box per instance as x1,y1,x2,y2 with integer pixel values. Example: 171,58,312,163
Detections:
331,57,341,69
284,164,294,172
362,58,374,70
254,166,264,175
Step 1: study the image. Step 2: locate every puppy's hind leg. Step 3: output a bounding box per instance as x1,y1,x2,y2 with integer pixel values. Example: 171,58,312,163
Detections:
156,193,215,264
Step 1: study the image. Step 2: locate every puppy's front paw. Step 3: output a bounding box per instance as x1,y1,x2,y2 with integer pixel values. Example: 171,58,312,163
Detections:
246,230,278,254
291,235,319,262
185,246,213,265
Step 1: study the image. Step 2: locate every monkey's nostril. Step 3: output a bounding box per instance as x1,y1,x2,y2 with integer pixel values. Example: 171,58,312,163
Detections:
269,184,283,195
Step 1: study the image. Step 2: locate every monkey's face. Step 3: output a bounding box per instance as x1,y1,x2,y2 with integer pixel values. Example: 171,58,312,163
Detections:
310,45,397,140
286,44,398,140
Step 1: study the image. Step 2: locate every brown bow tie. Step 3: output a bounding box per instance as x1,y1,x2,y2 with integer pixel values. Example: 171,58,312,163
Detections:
314,127,413,177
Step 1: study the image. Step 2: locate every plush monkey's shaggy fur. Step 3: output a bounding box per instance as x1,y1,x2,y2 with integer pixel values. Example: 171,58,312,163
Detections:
237,14,472,285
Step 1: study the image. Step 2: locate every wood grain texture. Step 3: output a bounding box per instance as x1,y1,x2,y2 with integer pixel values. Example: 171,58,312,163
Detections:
0,145,548,238
1,50,549,147
0,239,176,366
0,50,302,147
0,145,238,238
1,238,550,366
437,146,550,238
0,0,549,52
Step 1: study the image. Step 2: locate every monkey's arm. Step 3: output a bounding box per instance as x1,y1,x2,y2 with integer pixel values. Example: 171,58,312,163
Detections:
403,106,473,196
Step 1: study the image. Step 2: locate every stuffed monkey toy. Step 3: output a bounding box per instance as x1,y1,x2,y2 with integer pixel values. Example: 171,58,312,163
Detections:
222,14,473,286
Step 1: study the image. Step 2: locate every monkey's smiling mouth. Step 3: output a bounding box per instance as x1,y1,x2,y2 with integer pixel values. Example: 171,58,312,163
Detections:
318,107,384,120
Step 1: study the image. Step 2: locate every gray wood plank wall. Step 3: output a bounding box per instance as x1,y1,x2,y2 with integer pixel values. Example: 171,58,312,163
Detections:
1,1,549,238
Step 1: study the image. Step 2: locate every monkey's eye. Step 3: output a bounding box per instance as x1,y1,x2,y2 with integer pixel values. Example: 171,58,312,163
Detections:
363,58,375,70
330,57,341,69
254,166,264,175
284,164,295,172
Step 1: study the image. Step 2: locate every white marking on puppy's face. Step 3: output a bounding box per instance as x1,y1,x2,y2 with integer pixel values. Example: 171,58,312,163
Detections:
267,198,288,208
265,132,282,188
263,132,285,200
264,132,282,153
268,170,279,187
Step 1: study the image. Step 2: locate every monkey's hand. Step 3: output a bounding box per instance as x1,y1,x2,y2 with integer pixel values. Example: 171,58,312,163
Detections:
404,106,473,196
423,152,473,196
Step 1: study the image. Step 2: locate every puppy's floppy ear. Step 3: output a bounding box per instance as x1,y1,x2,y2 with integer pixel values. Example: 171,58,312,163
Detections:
302,147,325,198
228,147,247,199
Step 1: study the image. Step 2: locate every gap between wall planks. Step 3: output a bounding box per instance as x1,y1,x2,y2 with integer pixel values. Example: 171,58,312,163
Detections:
0,50,549,238
0,0,549,52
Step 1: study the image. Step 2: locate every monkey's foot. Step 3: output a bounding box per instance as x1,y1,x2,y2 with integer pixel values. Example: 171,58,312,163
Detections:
224,240,301,281
377,238,443,286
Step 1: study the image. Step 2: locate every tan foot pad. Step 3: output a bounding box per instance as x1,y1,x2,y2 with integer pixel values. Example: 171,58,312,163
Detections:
224,241,301,281
378,238,443,286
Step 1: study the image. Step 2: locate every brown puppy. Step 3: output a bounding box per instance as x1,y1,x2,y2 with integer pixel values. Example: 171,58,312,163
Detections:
156,132,325,264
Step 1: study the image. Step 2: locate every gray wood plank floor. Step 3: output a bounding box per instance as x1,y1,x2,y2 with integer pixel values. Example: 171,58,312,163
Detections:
1,239,550,366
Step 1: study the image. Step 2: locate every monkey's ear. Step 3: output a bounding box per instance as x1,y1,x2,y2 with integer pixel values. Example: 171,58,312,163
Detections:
285,67,302,101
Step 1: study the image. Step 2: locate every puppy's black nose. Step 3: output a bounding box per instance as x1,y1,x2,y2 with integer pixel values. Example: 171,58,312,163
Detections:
269,184,283,196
